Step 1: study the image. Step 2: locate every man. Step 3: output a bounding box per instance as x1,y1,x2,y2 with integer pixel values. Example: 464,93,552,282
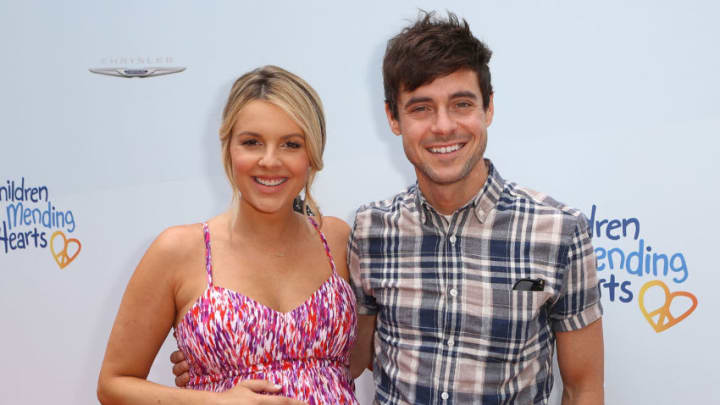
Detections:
173,11,604,404
347,11,603,404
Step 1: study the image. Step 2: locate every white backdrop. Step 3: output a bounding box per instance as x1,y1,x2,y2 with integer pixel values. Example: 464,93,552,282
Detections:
1,1,719,403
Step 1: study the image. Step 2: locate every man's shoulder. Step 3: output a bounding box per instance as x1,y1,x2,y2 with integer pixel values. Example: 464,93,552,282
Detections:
351,184,420,234
355,184,419,216
501,181,590,234
504,182,581,215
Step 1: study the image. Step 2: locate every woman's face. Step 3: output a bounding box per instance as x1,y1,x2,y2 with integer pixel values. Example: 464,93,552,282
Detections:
229,100,310,215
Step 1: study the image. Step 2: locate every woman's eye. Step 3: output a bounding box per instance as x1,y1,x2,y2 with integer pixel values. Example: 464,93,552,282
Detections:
284,141,302,149
241,139,260,146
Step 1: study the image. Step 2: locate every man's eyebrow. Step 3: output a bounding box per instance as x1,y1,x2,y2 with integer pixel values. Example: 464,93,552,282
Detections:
450,91,478,100
404,96,432,109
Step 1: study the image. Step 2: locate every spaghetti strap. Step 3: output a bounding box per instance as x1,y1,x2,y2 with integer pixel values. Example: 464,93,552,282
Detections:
307,217,336,274
202,222,214,286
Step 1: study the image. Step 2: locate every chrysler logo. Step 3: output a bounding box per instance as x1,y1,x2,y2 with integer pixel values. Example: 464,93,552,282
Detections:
89,67,186,78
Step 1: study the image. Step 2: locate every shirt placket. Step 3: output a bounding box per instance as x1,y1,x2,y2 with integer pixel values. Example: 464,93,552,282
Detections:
436,210,462,403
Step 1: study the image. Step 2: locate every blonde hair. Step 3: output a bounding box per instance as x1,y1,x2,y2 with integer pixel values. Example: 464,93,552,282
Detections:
219,65,326,222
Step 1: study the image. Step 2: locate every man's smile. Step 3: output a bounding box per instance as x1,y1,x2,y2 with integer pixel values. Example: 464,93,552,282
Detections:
427,142,466,154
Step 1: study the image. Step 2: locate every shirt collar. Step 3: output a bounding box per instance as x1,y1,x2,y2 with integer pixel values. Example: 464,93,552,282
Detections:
415,159,505,225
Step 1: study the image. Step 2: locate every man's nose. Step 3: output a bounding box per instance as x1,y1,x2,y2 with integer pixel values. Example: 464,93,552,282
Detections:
431,107,457,135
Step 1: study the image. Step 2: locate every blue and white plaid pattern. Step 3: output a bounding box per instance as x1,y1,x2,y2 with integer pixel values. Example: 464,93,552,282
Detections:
349,162,602,404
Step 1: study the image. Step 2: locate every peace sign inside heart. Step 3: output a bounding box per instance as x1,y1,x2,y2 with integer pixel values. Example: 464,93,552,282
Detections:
49,230,82,269
638,280,697,333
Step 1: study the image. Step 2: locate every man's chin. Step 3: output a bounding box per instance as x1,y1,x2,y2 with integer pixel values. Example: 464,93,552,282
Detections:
416,160,486,187
418,169,468,186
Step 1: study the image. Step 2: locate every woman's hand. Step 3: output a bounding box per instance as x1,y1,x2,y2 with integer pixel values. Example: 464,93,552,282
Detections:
221,380,306,404
170,351,306,404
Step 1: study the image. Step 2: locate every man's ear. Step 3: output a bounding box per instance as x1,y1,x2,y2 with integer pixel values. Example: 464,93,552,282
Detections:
385,102,402,136
485,94,495,126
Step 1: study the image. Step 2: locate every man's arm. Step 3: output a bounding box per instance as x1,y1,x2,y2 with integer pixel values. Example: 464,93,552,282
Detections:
346,210,380,378
350,314,376,378
551,213,605,405
556,318,604,405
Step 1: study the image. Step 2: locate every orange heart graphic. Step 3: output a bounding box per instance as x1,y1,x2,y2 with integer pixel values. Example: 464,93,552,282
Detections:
50,230,82,269
638,280,697,333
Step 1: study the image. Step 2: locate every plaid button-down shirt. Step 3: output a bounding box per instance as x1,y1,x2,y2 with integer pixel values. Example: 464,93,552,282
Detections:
348,162,602,404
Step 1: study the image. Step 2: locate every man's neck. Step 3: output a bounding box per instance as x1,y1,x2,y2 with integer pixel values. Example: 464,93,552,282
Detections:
416,160,489,215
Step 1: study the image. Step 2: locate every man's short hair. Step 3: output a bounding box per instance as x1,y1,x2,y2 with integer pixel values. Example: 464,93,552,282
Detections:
383,11,493,119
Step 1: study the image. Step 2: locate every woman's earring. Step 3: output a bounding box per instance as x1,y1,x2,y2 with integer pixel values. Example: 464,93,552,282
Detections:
293,196,304,213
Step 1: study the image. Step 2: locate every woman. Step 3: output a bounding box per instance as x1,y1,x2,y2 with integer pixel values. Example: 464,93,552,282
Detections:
97,66,358,404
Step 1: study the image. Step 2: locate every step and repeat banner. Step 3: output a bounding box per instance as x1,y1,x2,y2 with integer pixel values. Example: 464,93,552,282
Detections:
1,1,718,404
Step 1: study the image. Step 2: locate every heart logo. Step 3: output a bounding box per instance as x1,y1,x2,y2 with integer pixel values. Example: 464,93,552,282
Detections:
50,230,82,269
638,280,697,333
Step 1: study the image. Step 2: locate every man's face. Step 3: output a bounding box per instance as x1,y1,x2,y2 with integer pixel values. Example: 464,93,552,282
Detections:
386,69,494,189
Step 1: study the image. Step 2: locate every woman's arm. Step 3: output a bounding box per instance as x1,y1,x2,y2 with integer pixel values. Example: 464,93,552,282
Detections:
97,226,215,404
97,226,303,405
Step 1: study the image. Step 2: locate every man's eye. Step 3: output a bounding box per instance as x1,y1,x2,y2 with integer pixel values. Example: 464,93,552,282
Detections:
411,105,429,113
456,101,472,108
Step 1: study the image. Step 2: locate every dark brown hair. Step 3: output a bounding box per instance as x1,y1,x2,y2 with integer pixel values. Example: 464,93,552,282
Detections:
383,11,493,119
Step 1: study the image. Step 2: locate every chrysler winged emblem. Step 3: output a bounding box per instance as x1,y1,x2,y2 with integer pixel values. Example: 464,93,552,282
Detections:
89,67,186,78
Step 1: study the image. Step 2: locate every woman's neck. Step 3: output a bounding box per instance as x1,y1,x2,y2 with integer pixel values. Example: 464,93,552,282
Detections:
230,199,306,245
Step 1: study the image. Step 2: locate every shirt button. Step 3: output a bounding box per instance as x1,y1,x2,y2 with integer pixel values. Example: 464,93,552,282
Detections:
449,235,457,244
441,392,449,400
447,338,455,347
449,288,458,297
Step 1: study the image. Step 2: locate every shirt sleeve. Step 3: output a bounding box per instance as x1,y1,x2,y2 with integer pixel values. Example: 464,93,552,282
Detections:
550,214,603,332
347,211,379,316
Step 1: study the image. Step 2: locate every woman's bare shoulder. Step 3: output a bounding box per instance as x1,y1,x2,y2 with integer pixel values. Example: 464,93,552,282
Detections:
134,223,206,284
319,216,351,280
320,216,351,239
151,223,204,260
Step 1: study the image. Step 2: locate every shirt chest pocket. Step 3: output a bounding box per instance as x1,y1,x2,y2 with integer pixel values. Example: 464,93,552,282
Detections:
460,288,553,362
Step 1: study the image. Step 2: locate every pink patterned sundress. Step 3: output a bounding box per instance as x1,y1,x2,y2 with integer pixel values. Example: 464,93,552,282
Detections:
174,218,358,404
